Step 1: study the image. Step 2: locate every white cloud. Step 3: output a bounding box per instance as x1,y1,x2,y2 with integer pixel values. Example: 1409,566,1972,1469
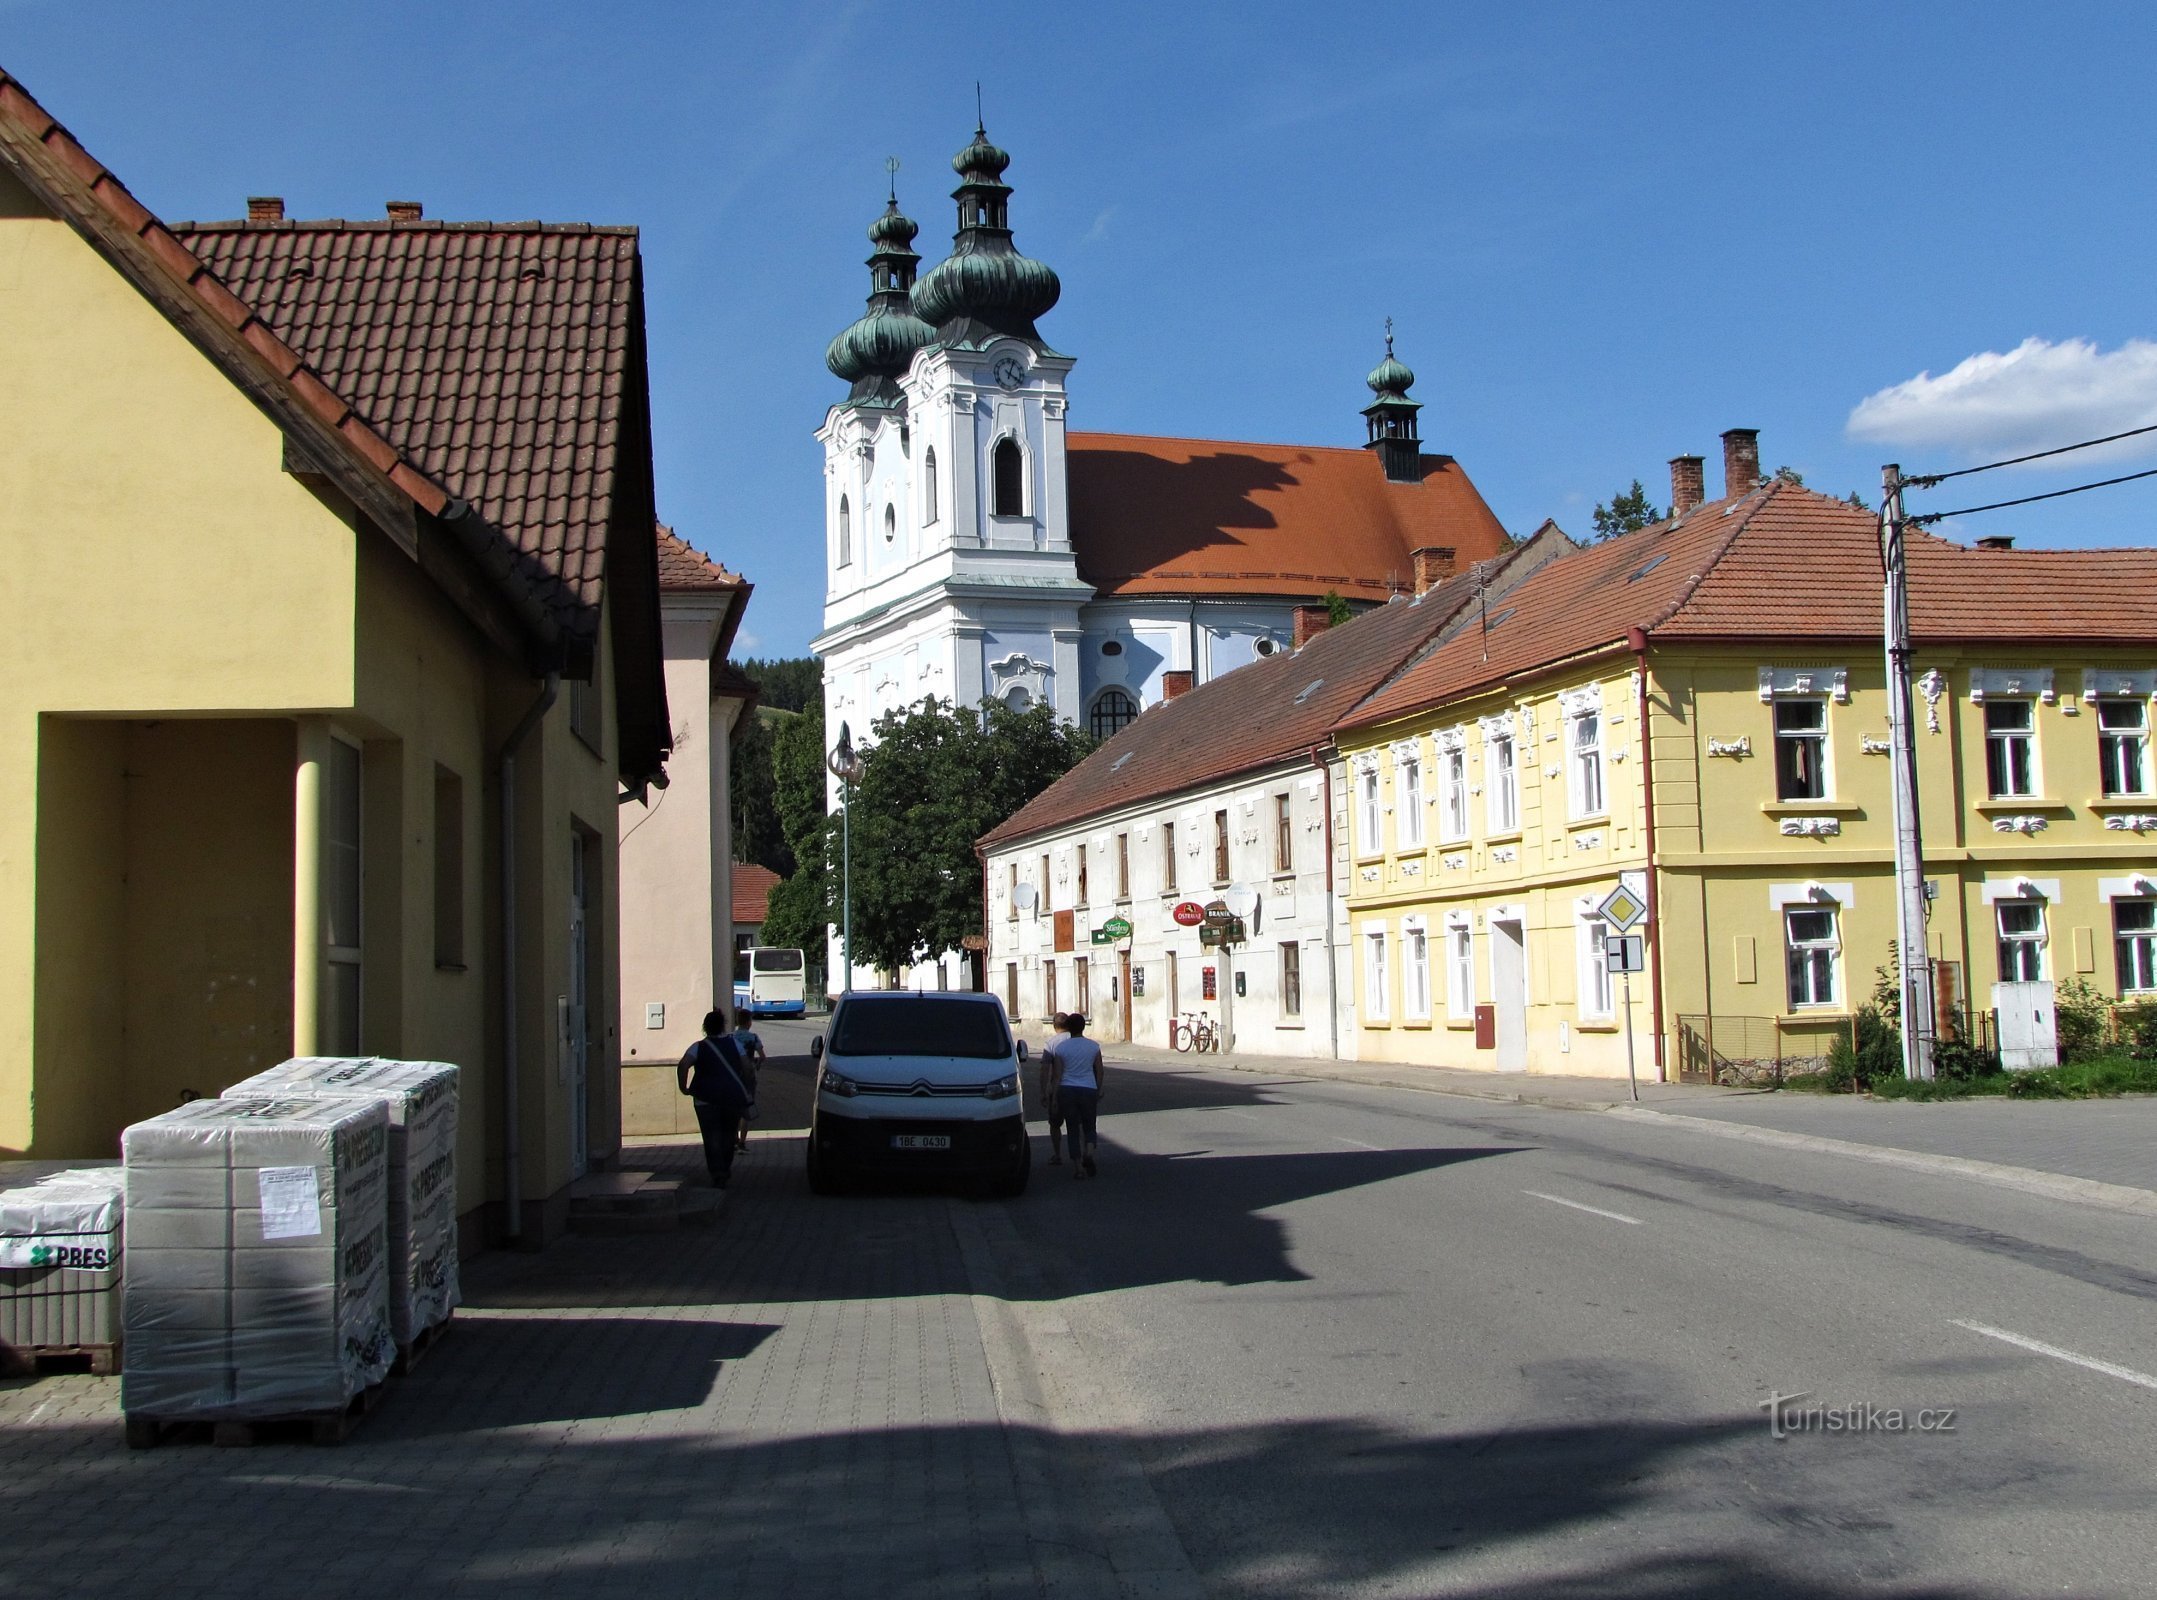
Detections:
1847,337,2157,465
1081,207,1115,245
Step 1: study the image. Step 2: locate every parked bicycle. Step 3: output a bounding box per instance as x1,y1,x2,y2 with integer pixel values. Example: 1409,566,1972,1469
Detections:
1172,1012,1221,1053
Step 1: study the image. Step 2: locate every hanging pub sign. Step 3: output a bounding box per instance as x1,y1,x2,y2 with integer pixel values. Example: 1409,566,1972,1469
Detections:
1100,915,1134,940
1172,901,1207,927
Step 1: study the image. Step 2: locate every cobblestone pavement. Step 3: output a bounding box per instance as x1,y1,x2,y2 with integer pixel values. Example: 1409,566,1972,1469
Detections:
0,1054,1186,1600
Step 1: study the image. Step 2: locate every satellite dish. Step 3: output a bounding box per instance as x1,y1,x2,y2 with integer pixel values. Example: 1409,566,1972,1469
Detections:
1224,886,1260,921
1012,882,1038,911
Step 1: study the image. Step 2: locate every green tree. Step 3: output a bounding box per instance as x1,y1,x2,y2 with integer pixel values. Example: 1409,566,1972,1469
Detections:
1591,479,1662,540
1322,589,1355,628
728,709,793,876
843,697,1094,972
758,699,832,955
739,656,822,713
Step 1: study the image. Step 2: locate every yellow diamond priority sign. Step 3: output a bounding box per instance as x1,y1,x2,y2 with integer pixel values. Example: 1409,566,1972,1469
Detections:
1596,882,1648,933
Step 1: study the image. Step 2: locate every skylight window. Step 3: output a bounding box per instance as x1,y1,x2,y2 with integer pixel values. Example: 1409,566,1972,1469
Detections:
1627,555,1668,582
1294,679,1325,705
1111,752,1135,772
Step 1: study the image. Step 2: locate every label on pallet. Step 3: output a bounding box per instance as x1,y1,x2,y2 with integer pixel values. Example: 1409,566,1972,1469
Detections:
258,1167,323,1240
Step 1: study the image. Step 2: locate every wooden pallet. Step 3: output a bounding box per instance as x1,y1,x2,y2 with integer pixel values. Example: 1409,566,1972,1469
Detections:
0,1340,118,1379
390,1313,452,1377
124,1380,384,1449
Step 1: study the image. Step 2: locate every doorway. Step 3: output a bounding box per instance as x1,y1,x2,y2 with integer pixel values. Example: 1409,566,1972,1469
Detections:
1491,917,1528,1072
1164,951,1179,1046
1074,956,1090,1025
1119,951,1132,1042
1044,961,1058,1024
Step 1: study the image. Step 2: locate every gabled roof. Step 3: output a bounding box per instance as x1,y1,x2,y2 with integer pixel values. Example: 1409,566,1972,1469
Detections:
1066,432,1510,601
656,522,753,668
732,863,780,926
1341,480,2157,734
980,528,1569,851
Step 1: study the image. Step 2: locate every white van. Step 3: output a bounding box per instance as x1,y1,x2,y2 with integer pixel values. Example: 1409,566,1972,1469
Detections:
807,992,1031,1196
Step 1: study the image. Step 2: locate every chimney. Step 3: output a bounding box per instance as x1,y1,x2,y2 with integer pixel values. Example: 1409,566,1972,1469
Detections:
1721,429,1761,497
1669,454,1705,517
1292,606,1333,648
385,200,424,223
1975,535,2015,551
246,196,284,223
1410,547,1457,595
1161,670,1195,701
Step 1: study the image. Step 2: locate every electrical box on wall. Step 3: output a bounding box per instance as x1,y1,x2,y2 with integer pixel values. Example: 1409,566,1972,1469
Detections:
645,1003,666,1029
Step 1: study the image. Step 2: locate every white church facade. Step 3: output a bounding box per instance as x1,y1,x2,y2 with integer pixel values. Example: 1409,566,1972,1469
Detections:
812,124,1511,991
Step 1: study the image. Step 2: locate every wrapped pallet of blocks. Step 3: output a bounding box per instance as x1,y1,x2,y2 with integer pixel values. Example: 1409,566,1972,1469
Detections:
1,1168,126,1374
225,1057,461,1352
121,1097,393,1422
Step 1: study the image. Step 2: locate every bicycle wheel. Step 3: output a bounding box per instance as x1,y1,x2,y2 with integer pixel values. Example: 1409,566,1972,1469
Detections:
1172,1021,1193,1053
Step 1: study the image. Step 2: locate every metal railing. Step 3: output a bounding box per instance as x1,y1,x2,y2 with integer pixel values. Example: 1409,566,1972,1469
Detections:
1673,1014,1847,1086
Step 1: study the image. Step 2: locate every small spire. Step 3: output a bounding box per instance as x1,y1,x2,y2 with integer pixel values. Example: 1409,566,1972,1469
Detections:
975,80,984,130
886,154,900,202
1384,316,1395,358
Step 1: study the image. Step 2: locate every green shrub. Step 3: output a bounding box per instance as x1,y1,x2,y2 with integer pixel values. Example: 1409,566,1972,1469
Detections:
2117,1002,2157,1062
1825,1005,1905,1092
2054,977,2113,1063
1931,1037,2003,1082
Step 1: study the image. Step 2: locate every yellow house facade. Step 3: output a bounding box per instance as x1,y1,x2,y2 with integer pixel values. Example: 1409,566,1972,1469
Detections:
0,70,670,1245
1338,442,2157,1079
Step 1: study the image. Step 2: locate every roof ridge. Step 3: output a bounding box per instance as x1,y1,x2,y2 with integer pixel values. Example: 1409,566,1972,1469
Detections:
1069,427,1453,462
170,219,641,236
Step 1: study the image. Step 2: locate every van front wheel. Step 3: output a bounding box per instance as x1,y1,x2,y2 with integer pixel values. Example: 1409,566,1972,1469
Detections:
807,1142,841,1195
989,1132,1032,1198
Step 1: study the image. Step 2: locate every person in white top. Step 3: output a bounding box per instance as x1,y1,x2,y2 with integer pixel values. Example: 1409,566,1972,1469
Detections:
1047,1012,1107,1178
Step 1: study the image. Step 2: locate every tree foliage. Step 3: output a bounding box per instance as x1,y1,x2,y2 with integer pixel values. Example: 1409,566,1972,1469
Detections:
739,656,822,713
757,698,833,956
1591,479,1662,541
1321,589,1355,628
841,697,1094,973
728,710,793,876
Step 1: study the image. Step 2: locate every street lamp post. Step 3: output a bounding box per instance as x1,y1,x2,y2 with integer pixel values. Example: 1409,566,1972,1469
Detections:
826,722,864,994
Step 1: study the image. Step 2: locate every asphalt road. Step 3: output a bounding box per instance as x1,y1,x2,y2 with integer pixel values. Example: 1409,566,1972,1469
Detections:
769,1017,2157,1598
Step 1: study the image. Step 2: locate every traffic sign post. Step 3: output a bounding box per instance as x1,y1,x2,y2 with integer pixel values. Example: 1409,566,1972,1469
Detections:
1598,887,1650,1102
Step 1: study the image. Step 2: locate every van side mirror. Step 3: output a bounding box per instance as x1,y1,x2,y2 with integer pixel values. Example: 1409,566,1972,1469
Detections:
1015,1039,1027,1061
810,1035,824,1061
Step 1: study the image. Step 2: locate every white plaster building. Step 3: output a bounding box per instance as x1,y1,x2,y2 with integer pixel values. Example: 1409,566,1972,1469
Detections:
812,125,1513,994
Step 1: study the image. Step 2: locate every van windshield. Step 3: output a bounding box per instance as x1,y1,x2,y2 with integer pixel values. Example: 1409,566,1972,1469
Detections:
829,998,1012,1061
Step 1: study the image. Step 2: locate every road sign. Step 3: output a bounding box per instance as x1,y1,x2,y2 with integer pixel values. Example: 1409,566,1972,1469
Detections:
1604,934,1645,975
1100,915,1133,939
1596,882,1648,933
1090,928,1115,945
1172,901,1207,927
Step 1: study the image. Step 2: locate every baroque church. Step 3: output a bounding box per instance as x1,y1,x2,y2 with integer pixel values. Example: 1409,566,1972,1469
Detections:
811,122,1510,985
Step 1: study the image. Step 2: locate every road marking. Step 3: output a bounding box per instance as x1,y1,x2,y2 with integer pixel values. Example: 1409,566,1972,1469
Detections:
1330,1135,1384,1151
1952,1319,2157,1392
1523,1189,1643,1225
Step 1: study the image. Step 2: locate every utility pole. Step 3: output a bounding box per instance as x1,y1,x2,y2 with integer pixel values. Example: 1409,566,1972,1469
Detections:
827,722,864,995
1880,465,1937,1079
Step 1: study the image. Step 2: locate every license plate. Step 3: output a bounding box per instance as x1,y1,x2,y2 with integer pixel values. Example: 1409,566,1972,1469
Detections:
891,1134,951,1150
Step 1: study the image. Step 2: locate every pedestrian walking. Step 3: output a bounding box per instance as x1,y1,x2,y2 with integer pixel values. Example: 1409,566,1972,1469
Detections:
1051,1012,1105,1178
1038,1013,1068,1163
678,1008,756,1188
731,1015,767,1152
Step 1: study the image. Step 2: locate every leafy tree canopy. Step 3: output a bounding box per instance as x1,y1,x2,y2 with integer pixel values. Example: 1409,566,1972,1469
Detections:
1322,589,1355,628
1591,479,1663,541
739,656,822,714
728,709,792,876
757,697,832,956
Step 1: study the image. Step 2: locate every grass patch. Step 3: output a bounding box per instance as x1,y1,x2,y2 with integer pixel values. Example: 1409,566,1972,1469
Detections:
1859,1056,2157,1101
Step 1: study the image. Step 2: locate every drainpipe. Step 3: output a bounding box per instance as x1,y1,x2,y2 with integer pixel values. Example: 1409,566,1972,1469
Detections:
1626,629,1666,1077
1309,744,1340,1061
497,672,560,1242
291,717,330,1056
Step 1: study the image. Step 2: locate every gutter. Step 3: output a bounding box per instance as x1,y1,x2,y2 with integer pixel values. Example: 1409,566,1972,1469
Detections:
1310,744,1341,1061
1627,629,1666,1077
497,671,560,1242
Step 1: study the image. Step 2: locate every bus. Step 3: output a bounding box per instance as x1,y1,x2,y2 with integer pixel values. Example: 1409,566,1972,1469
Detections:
733,946,807,1018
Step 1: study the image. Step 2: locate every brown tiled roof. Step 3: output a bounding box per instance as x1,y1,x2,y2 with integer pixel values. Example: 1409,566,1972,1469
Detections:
711,659,761,707
1067,432,1510,601
656,524,745,593
1343,481,2157,733
732,863,780,925
980,529,1569,850
176,215,647,641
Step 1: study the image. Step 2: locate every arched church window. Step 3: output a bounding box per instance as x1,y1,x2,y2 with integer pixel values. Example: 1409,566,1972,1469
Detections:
1004,686,1032,713
923,449,938,523
1090,688,1139,740
884,504,896,543
992,437,1024,517
838,495,851,565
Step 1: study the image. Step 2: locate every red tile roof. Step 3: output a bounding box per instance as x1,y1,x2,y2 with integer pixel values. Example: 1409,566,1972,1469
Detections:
980,529,1569,850
1067,432,1510,601
732,863,780,925
655,525,745,593
1342,481,2157,734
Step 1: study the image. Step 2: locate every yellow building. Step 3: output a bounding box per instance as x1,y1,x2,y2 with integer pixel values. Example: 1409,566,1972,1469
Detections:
1337,436,2157,1078
0,70,670,1246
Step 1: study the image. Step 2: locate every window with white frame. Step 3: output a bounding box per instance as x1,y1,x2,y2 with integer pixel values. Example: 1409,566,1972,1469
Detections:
1280,942,1302,1017
837,495,851,566
1984,700,2038,798
1486,728,1519,832
2116,901,2156,994
1446,923,1474,1018
1577,913,1613,1020
1364,927,1389,1020
1440,743,1469,841
1784,907,1839,1009
1356,764,1382,854
1398,751,1425,847
923,448,939,523
1774,700,1828,800
1568,705,1604,818
2098,699,2151,797
1997,902,2046,982
1403,921,1431,1020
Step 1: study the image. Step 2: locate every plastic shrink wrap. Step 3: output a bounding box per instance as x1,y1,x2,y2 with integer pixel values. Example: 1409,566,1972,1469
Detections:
1,1168,125,1358
122,1097,391,1419
225,1057,460,1346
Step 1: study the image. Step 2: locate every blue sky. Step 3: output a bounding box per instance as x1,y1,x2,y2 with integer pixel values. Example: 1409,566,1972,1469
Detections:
10,3,2156,656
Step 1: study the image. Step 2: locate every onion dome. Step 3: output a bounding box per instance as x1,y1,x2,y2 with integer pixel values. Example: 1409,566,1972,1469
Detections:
910,123,1061,348
1362,321,1424,484
826,194,937,408
1366,350,1416,397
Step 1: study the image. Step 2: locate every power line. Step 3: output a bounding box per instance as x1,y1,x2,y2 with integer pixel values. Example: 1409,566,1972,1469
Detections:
1903,421,2157,488
1906,464,2157,527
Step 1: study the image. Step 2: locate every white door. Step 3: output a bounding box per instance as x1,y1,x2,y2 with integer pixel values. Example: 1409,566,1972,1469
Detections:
568,832,590,1175
1491,918,1528,1072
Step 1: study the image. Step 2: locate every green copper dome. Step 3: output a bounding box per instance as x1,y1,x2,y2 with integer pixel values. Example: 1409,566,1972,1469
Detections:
867,202,919,250
1366,351,1416,395
827,194,936,405
911,123,1060,347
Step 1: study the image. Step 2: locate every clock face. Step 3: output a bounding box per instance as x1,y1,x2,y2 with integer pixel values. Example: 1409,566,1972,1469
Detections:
992,355,1027,391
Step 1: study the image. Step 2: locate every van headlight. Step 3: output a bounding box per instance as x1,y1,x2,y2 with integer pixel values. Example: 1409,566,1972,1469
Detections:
982,1074,1018,1100
820,1069,859,1098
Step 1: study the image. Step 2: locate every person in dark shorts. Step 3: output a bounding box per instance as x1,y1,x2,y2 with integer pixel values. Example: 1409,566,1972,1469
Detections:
1051,1013,1105,1178
678,1008,754,1187
731,1015,767,1152
1038,1013,1068,1163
